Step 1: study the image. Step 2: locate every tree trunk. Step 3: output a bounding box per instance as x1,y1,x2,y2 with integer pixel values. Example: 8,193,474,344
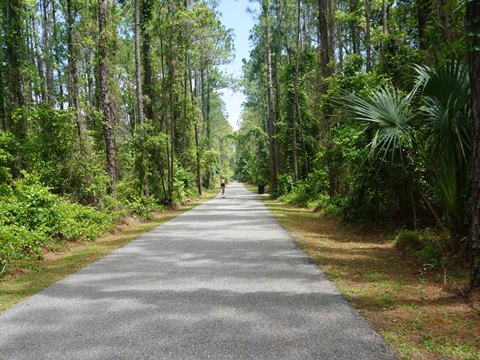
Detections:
188,69,202,195
292,0,301,184
141,0,155,123
32,5,47,103
135,0,149,197
263,0,277,192
318,0,332,86
468,0,480,291
365,0,372,70
6,0,25,124
383,0,387,34
52,2,63,108
42,0,54,105
87,46,95,106
66,0,86,151
160,31,172,204
98,0,117,196
417,0,430,50
167,31,176,204
0,67,6,130
206,68,211,188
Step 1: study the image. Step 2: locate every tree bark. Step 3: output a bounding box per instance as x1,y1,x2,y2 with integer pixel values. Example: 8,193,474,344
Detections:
0,66,6,130
167,29,176,203
468,0,480,291
205,67,211,189
292,0,301,183
262,0,277,192
66,0,86,151
141,0,155,123
417,0,430,50
6,0,25,123
160,31,172,204
52,2,63,108
365,0,372,70
98,0,117,196
318,0,333,86
383,0,387,34
135,0,149,197
42,0,54,105
32,5,47,103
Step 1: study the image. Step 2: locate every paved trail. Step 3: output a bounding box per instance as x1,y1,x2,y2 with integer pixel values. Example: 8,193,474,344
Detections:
0,182,397,359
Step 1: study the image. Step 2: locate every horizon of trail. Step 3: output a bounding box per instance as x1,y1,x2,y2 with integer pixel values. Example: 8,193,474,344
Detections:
0,182,397,359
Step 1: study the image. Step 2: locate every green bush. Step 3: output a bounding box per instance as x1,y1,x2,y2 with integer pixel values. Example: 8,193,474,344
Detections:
395,230,445,268
396,230,423,251
126,196,163,220
277,174,294,196
0,177,113,276
0,225,46,274
173,165,196,203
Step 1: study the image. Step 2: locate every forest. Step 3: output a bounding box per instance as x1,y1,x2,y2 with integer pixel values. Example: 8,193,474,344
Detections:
0,0,479,292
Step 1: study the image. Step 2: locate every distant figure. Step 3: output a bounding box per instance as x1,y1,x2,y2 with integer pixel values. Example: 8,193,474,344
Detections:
220,176,226,198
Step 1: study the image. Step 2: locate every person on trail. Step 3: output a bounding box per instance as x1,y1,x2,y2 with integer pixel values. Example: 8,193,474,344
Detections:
220,176,226,198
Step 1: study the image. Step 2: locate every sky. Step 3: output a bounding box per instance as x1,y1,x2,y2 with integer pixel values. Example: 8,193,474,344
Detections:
217,0,259,131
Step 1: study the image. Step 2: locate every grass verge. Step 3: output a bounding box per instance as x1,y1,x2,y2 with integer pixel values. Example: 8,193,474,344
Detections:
257,194,480,360
0,190,218,313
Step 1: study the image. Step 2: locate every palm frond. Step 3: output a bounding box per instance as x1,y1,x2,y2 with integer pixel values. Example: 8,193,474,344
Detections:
342,86,415,161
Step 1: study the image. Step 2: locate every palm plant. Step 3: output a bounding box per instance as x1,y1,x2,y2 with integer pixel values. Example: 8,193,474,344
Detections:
342,86,416,161
342,86,418,226
414,62,471,252
342,61,471,254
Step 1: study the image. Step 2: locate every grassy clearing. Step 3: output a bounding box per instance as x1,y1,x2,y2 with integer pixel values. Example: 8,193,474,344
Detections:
258,194,480,360
0,190,218,313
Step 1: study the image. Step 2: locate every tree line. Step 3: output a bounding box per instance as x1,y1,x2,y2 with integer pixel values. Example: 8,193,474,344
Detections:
0,0,235,275
235,0,480,290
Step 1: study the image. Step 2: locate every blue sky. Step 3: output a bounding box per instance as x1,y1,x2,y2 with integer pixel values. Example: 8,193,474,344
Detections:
217,0,259,130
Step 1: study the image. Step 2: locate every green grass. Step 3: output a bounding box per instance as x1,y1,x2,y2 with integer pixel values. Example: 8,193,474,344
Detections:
0,190,217,313
246,186,480,360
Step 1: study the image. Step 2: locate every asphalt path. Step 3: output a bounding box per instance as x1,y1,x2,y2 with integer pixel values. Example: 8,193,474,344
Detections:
0,182,398,359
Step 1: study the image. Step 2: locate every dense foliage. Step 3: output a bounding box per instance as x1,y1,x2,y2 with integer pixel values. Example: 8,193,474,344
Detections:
235,0,480,288
0,0,235,276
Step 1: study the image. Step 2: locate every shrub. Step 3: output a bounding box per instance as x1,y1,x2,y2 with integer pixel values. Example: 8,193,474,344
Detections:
0,177,113,276
395,230,446,268
277,174,294,196
0,225,46,275
126,196,163,220
396,230,423,251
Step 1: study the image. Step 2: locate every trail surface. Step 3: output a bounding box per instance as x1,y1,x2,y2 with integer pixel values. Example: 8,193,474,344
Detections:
0,182,397,359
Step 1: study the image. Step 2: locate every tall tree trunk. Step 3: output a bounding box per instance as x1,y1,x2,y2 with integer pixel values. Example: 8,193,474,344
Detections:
141,0,155,123
417,0,430,50
87,46,95,106
98,0,116,196
205,67,211,188
32,6,47,103
66,0,86,151
468,0,480,291
52,2,63,108
42,0,54,105
160,32,172,204
192,70,202,195
167,32,176,204
0,67,6,130
189,64,201,195
135,0,149,197
318,0,332,87
6,0,25,125
292,0,301,183
262,0,277,192
365,0,372,70
383,0,387,34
